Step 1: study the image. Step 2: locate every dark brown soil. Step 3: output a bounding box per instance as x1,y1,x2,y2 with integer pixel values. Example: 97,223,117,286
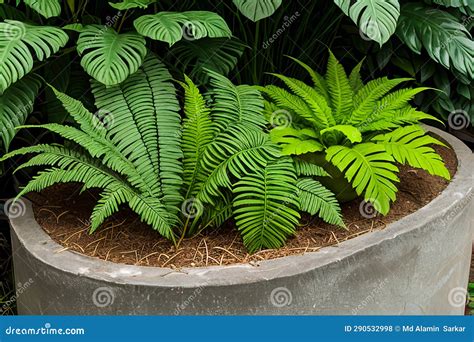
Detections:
29,144,457,269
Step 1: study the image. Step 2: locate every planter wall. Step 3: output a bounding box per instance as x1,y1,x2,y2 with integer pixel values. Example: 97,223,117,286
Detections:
9,127,474,315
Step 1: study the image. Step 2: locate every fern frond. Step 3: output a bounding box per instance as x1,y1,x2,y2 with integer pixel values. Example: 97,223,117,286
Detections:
372,125,451,179
197,125,281,204
347,77,412,125
207,69,266,131
325,51,353,123
358,107,442,133
259,85,317,126
293,159,329,177
296,178,344,227
179,75,215,197
348,59,365,93
142,55,183,214
269,127,323,155
286,55,330,101
269,73,335,129
326,143,399,215
233,158,300,253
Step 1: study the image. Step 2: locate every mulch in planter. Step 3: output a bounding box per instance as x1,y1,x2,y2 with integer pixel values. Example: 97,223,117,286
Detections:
28,144,457,268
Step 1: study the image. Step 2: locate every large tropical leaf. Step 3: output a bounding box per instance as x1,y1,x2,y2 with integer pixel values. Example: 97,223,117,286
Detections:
109,0,158,10
0,76,41,151
334,0,400,46
232,0,282,22
326,143,399,215
77,25,147,86
134,11,232,46
372,125,451,180
168,37,246,84
233,158,300,253
296,178,345,227
23,0,61,18
397,3,474,78
433,0,474,10
0,20,68,93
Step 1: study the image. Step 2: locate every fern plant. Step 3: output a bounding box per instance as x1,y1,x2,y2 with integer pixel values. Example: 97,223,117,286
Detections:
261,52,451,215
178,72,344,253
1,59,346,253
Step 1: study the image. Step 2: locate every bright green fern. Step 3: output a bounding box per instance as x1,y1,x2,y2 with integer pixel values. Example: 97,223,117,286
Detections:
262,52,450,215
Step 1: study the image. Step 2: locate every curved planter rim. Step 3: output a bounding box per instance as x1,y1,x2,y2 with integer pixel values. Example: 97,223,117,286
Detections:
9,126,474,288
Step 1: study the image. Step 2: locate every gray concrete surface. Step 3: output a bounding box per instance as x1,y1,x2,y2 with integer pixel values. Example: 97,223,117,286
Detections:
9,127,474,315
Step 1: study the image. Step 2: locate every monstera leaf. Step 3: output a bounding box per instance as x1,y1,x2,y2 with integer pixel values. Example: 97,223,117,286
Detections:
433,0,474,9
397,3,474,78
0,20,68,93
77,25,147,86
0,76,41,151
232,0,282,22
169,38,246,84
134,11,232,46
23,0,61,18
109,0,158,10
334,0,400,46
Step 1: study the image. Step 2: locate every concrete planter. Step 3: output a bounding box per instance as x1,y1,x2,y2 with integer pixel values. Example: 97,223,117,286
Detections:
9,127,474,315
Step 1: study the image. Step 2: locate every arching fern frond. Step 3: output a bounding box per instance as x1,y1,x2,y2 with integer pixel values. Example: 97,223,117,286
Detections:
325,51,353,123
347,78,412,125
293,159,329,177
179,75,215,197
268,73,335,128
326,143,399,215
296,178,344,227
233,158,300,253
372,125,451,180
197,125,281,204
207,70,266,131
2,56,183,239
